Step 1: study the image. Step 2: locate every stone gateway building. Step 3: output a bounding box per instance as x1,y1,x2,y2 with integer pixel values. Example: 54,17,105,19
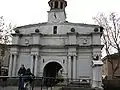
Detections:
8,0,103,89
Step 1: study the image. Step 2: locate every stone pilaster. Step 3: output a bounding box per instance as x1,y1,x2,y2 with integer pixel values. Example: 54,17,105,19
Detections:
12,54,17,76
8,54,12,76
92,60,103,89
68,56,71,79
58,1,61,8
73,55,77,79
31,47,40,76
53,1,55,8
30,55,34,73
34,55,38,76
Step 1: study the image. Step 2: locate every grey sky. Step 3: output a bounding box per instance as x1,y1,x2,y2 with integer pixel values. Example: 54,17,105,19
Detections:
0,0,120,26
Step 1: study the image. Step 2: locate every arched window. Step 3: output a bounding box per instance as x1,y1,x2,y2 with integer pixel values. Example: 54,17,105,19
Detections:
60,2,63,9
55,1,58,8
53,26,57,34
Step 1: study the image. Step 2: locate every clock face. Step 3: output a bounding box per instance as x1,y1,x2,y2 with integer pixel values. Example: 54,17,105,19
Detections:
54,13,57,19
52,12,60,23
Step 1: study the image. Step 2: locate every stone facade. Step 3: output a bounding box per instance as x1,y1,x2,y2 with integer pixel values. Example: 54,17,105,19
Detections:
8,0,103,89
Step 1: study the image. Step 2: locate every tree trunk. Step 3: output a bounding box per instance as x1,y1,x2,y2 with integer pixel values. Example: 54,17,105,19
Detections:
111,63,115,79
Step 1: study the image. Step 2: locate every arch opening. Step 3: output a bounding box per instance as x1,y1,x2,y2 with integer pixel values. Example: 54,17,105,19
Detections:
43,62,64,86
43,62,63,77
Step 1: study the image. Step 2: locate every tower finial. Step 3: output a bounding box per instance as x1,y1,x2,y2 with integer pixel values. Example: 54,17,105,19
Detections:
48,0,67,10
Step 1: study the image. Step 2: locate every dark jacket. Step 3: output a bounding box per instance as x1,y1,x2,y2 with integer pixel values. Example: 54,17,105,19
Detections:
24,69,34,83
18,67,26,76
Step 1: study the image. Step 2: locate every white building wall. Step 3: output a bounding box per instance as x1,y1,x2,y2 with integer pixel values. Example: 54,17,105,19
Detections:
17,53,31,73
77,53,92,77
77,36,91,45
17,24,95,35
40,36,66,45
19,36,32,45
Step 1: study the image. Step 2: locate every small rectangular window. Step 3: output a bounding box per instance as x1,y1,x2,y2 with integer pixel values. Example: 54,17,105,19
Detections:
53,26,57,34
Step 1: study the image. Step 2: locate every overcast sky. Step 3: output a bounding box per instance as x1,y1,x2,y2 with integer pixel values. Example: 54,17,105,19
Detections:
0,0,120,26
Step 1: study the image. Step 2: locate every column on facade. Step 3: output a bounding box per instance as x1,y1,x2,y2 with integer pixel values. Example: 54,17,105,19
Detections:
93,66,102,87
12,54,17,76
73,55,76,80
68,56,71,79
8,54,13,76
92,60,103,89
92,66,103,88
53,1,55,8
34,55,38,76
58,1,61,9
31,55,34,73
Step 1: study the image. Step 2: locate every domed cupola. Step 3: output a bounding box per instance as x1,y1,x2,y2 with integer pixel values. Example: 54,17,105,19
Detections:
48,0,67,10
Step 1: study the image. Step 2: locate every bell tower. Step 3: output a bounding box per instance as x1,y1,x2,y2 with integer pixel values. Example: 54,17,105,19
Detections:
48,0,67,23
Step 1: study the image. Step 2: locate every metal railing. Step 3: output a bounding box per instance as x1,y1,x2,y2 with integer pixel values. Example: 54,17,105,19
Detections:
0,76,91,90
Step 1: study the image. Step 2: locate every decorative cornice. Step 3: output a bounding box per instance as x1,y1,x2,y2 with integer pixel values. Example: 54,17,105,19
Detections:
91,45,104,49
29,44,42,48
78,45,104,49
14,22,48,30
42,34,67,37
13,22,100,30
8,44,103,49
8,45,21,47
67,32,79,36
8,44,31,47
47,9,65,13
63,22,100,27
31,33,43,36
41,45,66,49
11,33,93,37
11,34,23,37
90,32,103,36
65,44,79,48
40,33,92,37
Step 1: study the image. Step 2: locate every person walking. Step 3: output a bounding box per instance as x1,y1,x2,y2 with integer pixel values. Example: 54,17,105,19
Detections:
24,68,35,90
18,64,26,76
18,64,26,90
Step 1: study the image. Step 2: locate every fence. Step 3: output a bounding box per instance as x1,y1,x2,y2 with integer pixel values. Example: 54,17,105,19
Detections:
0,76,91,90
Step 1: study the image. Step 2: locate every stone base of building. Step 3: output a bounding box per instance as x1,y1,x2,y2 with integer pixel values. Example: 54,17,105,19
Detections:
92,87,104,90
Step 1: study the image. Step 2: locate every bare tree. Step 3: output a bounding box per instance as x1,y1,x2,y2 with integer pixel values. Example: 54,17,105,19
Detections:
93,13,120,78
0,16,15,75
0,16,15,44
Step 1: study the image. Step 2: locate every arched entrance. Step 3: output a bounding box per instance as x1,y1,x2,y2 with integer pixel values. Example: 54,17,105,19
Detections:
43,62,63,78
43,62,64,86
